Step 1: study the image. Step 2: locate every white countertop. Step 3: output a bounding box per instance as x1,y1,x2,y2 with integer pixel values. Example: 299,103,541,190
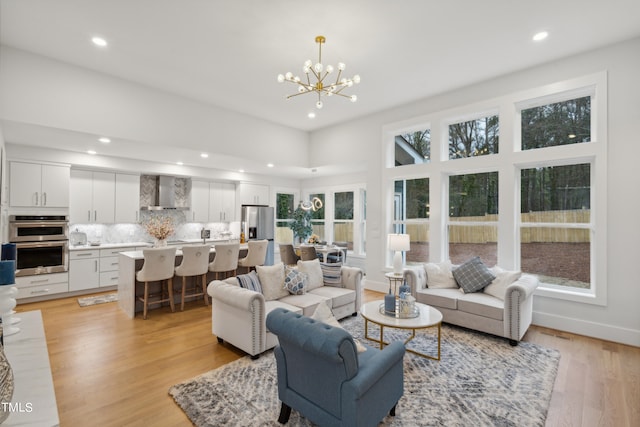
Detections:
69,238,236,251
119,241,248,260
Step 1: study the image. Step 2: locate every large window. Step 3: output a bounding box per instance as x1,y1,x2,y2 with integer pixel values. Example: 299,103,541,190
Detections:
334,191,354,249
394,129,430,166
448,172,498,266
385,73,606,304
393,178,429,263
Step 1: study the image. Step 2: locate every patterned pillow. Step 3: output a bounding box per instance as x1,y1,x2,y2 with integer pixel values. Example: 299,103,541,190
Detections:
452,256,496,293
320,262,342,287
236,271,262,293
284,268,307,295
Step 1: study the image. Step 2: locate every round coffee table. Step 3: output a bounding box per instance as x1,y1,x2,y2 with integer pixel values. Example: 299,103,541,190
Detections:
360,300,443,360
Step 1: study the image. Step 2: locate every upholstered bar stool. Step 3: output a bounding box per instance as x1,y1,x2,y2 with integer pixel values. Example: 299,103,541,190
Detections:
238,240,268,273
175,244,211,311
136,247,177,320
209,242,240,280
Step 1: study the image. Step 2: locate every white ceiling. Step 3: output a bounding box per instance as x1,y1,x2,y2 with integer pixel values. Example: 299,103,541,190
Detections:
1,0,639,174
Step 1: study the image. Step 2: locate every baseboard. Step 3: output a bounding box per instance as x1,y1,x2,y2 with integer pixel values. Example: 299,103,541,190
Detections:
364,278,640,347
533,311,640,347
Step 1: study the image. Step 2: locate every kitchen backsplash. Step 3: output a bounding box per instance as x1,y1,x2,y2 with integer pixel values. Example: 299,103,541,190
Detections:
70,210,239,244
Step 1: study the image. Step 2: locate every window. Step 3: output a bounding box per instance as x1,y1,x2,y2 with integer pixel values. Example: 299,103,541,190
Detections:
385,73,605,304
275,192,295,244
309,193,325,242
521,96,591,150
448,172,498,266
334,191,354,249
520,163,591,289
393,178,429,263
449,115,499,159
394,129,430,166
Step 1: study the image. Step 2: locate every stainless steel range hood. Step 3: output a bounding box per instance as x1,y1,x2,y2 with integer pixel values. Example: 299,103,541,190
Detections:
141,175,188,211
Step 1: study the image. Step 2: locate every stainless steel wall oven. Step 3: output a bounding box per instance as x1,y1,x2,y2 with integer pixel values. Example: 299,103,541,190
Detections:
9,215,69,277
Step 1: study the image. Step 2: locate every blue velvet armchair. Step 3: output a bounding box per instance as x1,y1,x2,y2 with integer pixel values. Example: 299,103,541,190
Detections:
266,308,405,427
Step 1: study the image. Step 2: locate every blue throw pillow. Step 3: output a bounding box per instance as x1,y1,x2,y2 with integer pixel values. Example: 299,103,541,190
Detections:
237,271,263,293
320,262,342,287
452,256,495,293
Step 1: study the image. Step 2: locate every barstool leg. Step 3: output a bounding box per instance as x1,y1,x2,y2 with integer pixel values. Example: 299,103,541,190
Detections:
143,281,149,320
181,276,187,311
202,273,209,306
168,278,175,312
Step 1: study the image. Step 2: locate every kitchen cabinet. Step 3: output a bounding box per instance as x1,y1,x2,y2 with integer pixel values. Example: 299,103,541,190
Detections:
9,161,70,208
239,183,269,206
70,170,116,224
210,182,236,222
190,180,210,222
69,249,101,291
115,173,140,223
15,273,69,300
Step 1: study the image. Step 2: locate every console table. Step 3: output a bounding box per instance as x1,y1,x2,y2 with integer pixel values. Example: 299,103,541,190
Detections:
4,310,59,426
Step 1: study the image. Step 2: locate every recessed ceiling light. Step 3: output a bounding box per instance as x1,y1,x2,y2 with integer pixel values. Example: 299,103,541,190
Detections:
98,137,111,143
91,36,108,47
267,163,274,168
238,169,245,173
308,112,316,119
532,31,548,42
176,161,184,166
87,150,97,155
200,153,209,158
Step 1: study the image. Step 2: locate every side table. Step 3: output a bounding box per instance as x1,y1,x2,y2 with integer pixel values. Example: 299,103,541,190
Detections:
384,271,405,295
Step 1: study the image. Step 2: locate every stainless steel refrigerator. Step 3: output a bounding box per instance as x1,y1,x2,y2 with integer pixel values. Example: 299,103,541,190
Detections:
241,205,274,265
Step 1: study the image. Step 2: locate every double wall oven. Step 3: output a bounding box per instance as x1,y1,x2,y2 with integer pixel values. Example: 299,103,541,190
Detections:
9,215,69,277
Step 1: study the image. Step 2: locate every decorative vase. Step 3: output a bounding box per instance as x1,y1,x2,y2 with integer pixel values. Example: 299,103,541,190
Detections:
0,326,14,424
154,239,167,248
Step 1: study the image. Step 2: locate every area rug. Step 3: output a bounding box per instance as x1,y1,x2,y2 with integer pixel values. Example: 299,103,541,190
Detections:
169,317,560,426
77,293,118,307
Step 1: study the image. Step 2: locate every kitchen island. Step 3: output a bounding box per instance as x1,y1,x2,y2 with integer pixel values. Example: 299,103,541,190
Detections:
117,243,248,318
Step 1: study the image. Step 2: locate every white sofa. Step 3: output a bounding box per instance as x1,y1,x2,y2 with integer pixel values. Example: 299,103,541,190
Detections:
207,260,363,358
404,261,539,345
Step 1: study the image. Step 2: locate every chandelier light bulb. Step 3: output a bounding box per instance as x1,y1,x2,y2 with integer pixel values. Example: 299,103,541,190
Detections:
293,76,300,83
353,75,360,84
298,86,306,93
326,65,334,73
304,59,312,67
350,95,357,102
314,63,323,73
316,100,323,109
285,72,293,80
338,62,345,71
303,66,310,74
277,74,285,83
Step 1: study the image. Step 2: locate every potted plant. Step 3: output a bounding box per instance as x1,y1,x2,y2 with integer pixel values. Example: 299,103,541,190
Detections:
289,207,312,244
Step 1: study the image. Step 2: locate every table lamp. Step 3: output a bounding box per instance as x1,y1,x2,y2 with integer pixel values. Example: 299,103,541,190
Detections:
388,233,410,275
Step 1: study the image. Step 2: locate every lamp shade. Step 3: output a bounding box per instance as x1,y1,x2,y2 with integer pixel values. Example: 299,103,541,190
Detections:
387,234,410,252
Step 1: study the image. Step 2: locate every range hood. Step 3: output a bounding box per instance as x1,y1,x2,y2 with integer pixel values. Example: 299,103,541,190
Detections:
141,175,189,211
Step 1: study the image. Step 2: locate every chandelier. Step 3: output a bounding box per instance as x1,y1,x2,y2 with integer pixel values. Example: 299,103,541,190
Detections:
300,197,323,211
277,35,360,109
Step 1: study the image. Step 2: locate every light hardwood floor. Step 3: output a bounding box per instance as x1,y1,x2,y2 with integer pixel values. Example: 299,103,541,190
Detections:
14,290,640,427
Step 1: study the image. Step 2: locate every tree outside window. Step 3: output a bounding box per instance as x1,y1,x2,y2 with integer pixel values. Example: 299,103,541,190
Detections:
449,115,499,159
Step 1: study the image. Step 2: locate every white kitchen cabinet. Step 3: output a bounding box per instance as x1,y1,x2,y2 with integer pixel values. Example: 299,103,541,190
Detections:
9,161,70,208
115,173,140,223
190,180,210,222
239,183,269,206
15,273,69,300
210,182,236,222
69,249,100,291
70,170,116,224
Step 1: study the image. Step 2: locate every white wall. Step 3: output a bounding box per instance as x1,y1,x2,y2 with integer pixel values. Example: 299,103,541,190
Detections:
0,46,309,169
309,37,640,346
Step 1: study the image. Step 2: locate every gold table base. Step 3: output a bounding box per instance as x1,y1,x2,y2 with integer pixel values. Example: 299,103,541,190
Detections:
364,318,441,361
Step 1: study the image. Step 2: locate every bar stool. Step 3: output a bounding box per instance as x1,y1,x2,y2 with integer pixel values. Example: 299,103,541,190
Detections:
209,242,240,280
299,245,319,261
238,240,268,273
175,244,211,311
136,247,177,320
279,243,300,266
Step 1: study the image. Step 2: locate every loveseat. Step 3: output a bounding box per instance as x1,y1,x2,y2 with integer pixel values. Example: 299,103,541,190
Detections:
207,259,363,358
404,257,539,345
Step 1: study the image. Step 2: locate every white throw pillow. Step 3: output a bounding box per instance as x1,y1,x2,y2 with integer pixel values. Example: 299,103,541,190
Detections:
297,258,324,291
256,263,288,301
483,266,522,300
311,302,366,353
425,261,458,289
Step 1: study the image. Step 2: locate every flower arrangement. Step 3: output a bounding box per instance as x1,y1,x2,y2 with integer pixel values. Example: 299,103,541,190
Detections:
308,234,320,244
143,216,174,240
